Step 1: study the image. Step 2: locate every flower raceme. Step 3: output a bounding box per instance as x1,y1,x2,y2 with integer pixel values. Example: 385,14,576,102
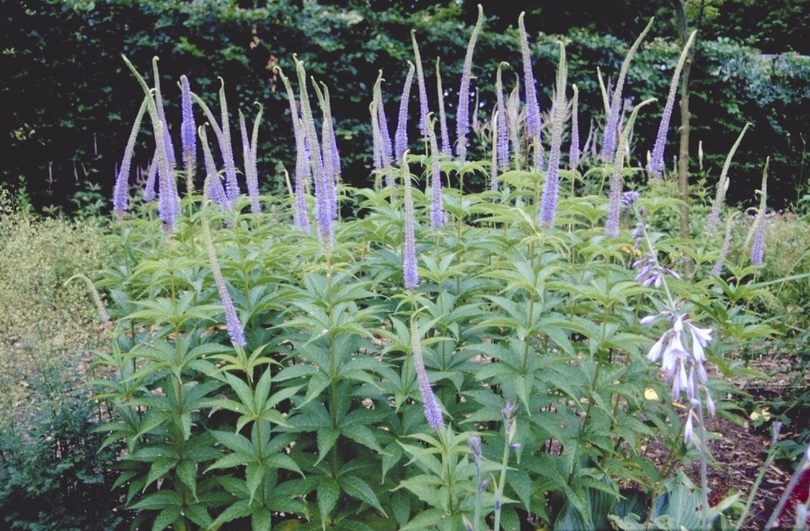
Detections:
643,312,715,441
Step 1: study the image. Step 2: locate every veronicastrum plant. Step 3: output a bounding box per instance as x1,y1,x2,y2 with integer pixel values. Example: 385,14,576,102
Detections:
90,7,808,531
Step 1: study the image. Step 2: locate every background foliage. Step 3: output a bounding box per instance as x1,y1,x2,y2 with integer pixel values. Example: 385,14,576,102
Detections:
2,0,809,213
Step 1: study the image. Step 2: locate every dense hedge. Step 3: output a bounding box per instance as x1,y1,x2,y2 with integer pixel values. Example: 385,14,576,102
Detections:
2,0,809,212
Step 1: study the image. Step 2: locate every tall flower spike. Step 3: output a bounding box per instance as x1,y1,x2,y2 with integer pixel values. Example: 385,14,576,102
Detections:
602,18,654,163
428,118,445,226
321,84,341,217
410,314,443,430
312,80,339,221
649,31,696,179
370,99,383,174
395,62,416,164
180,75,197,194
373,71,395,186
199,125,227,208
201,176,247,348
507,78,522,170
711,212,738,276
539,42,567,228
277,65,312,229
569,84,580,169
217,78,240,205
190,82,239,210
152,58,176,169
751,157,769,266
239,107,262,215
706,123,751,236
295,57,331,249
495,62,510,174
402,151,419,289
411,31,430,139
143,150,158,203
455,4,484,163
605,97,657,237
155,120,177,234
519,11,543,172
121,56,178,231
490,109,499,191
435,58,452,157
114,97,148,218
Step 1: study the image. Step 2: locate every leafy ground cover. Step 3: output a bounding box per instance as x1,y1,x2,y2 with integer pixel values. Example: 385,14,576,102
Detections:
3,8,810,531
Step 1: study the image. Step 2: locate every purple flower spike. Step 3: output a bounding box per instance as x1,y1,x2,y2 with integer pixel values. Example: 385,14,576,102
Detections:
410,314,443,430
114,98,148,218
411,31,430,139
143,150,158,203
201,184,247,349
601,18,654,163
751,158,769,266
650,31,696,179
402,154,419,290
435,58,452,157
519,12,543,172
495,63,510,174
428,120,444,227
395,62,415,164
180,75,197,187
239,109,261,215
539,42,567,228
199,125,227,208
455,4,484,163
569,84,580,169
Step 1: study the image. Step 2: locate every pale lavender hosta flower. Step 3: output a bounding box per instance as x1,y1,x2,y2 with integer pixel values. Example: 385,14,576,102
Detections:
455,4,484,164
411,31,430,139
395,62,415,164
649,31,696,179
410,315,443,430
428,120,444,227
435,58,452,157
519,12,543,172
634,252,681,288
180,75,197,187
643,312,714,441
641,313,716,442
114,98,149,218
402,156,419,290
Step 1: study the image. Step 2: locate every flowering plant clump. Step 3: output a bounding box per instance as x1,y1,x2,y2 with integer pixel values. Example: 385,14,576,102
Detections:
90,9,806,531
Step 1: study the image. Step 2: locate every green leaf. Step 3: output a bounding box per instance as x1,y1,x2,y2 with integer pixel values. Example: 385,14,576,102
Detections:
339,475,386,515
152,507,180,531
317,477,340,527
